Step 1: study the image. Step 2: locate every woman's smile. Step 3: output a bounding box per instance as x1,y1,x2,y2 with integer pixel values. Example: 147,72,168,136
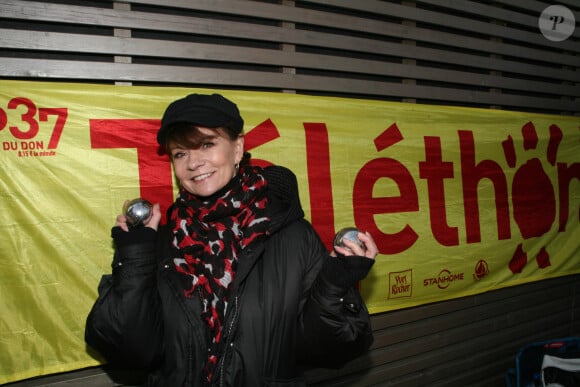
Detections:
192,172,214,182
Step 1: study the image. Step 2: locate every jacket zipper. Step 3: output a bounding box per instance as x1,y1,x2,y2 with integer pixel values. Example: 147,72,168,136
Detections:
218,295,239,387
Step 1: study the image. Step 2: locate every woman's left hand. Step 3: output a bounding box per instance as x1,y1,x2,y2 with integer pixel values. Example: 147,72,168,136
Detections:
332,231,378,260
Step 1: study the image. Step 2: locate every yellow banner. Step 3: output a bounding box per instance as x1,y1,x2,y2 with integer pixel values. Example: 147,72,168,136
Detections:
0,80,579,383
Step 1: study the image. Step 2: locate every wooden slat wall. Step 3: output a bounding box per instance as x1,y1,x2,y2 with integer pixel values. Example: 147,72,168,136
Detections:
6,274,580,386
0,0,578,113
1,1,579,386
307,274,580,386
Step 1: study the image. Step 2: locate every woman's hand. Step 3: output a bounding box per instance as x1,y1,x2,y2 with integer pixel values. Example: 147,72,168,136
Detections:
332,231,378,260
115,201,162,232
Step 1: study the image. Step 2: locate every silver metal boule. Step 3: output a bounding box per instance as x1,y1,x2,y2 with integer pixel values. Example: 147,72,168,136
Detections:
123,198,153,227
334,227,363,249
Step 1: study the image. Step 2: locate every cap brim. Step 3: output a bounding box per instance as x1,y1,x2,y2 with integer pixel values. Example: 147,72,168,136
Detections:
157,108,232,145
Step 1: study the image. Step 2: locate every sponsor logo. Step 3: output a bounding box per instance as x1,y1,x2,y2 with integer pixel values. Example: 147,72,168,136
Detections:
388,269,412,299
423,269,464,289
473,259,490,280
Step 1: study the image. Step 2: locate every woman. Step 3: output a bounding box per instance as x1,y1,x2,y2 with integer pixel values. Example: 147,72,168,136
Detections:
85,93,377,386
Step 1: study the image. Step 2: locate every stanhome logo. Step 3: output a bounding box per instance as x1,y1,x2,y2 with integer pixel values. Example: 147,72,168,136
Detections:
423,269,464,290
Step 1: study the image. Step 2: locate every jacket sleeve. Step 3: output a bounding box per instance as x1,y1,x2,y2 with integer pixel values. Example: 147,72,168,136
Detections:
85,226,164,369
298,228,375,368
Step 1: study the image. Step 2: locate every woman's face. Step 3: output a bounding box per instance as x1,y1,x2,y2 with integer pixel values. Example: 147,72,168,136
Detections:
169,126,244,197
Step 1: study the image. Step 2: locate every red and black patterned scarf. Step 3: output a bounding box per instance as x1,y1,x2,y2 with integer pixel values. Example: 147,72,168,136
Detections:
169,166,270,384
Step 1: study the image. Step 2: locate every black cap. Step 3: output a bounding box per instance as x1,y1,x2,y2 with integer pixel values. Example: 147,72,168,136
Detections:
157,93,244,145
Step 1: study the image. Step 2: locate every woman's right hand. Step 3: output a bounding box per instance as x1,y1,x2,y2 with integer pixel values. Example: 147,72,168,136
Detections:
115,201,162,232
332,231,378,260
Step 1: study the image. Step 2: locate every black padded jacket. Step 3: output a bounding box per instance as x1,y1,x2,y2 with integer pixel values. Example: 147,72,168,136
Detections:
85,166,374,386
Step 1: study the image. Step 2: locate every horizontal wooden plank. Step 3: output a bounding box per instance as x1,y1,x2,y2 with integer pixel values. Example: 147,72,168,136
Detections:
308,320,572,385
370,274,579,330
2,29,578,97
2,0,579,68
367,301,572,370
0,58,577,112
308,303,575,385
493,0,580,15
299,0,579,52
305,275,579,384
371,285,574,349
419,0,580,46
1,367,116,387
372,277,574,331
124,0,580,54
417,0,548,30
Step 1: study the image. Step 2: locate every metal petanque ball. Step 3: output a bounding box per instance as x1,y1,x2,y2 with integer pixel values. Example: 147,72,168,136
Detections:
123,198,153,227
334,227,363,249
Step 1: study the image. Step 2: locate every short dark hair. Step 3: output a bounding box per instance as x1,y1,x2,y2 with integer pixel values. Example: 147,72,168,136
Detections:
163,123,251,168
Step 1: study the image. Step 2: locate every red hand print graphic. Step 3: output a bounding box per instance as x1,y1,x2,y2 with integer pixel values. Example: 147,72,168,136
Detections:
502,122,562,273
